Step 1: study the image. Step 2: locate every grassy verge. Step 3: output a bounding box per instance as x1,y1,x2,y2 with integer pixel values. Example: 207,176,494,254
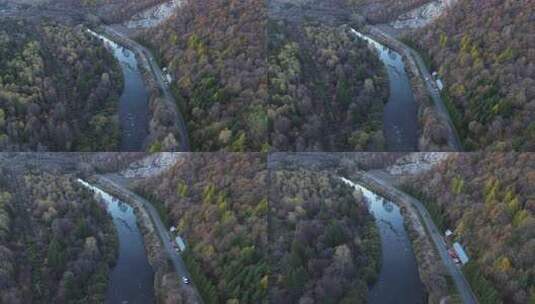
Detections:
445,274,463,304
400,36,435,70
398,184,447,232
132,188,170,227
441,92,469,146
361,220,382,285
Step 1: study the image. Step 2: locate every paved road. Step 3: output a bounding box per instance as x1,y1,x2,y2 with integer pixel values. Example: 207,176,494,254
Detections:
102,26,191,152
368,26,463,151
407,46,463,151
93,175,203,303
359,171,477,304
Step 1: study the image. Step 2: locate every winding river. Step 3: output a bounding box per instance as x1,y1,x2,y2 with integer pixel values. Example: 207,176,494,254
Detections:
351,29,418,151
341,177,425,303
87,30,149,151
78,179,155,304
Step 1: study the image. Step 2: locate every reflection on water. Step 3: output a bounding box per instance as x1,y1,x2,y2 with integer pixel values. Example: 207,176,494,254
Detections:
382,200,394,213
340,177,425,304
78,179,155,304
351,29,418,151
86,29,149,151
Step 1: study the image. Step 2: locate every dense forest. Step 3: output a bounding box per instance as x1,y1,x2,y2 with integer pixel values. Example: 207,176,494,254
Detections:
139,0,267,151
135,153,268,303
410,0,535,150
401,153,535,303
0,168,117,303
270,168,381,303
0,19,122,151
268,21,388,151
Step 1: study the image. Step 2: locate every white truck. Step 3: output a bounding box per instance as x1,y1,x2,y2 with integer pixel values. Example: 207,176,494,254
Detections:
175,236,186,252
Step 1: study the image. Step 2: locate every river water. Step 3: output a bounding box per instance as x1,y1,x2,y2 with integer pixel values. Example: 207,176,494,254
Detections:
87,30,149,151
78,179,155,304
341,177,425,303
351,29,418,151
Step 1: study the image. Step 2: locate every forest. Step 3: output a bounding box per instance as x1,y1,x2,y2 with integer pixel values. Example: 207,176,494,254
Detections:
0,167,117,303
270,168,381,303
268,21,388,151
139,0,268,151
410,0,535,150
0,19,122,151
401,153,535,303
134,153,268,303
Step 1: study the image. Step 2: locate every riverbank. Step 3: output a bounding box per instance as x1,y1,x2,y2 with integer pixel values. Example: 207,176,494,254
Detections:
94,26,188,152
350,27,417,151
88,175,198,303
343,177,426,303
351,171,451,303
88,28,150,151
359,25,460,151
79,179,155,303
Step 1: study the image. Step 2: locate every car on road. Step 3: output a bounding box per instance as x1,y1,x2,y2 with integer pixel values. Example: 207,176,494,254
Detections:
182,276,190,284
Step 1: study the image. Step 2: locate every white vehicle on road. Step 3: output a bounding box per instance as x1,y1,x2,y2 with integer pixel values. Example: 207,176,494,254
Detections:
175,236,186,252
182,276,190,284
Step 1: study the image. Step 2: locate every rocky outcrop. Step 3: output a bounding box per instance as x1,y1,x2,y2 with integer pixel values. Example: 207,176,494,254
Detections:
390,0,458,29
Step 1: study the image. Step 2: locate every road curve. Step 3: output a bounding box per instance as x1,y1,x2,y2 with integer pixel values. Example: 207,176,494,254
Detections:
102,26,191,152
92,174,203,303
356,171,477,304
367,26,463,151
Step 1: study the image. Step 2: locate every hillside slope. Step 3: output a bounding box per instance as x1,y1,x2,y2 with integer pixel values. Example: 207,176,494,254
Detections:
135,153,268,303
412,0,535,150
0,19,122,151
268,22,388,151
0,169,117,303
270,168,381,303
140,0,267,151
401,153,535,303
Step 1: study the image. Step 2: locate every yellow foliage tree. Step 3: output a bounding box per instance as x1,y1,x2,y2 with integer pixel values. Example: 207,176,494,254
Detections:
260,275,269,290
177,181,189,198
495,256,512,272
